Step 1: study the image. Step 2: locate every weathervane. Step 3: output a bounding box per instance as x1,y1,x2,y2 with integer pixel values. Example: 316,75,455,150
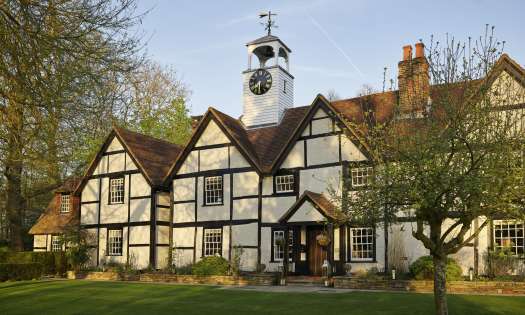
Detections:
259,11,277,36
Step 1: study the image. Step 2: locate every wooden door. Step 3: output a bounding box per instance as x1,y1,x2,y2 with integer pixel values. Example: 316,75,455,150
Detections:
307,227,327,276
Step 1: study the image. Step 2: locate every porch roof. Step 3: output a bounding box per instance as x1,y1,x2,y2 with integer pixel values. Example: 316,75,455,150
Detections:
279,191,344,224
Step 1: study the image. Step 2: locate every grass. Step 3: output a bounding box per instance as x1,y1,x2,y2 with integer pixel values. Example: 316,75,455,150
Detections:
1,280,525,315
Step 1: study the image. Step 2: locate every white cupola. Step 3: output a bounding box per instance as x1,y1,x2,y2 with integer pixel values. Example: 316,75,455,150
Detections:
241,34,294,128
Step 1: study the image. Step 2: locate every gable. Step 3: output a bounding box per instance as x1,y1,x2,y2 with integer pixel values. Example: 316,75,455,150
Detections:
288,200,327,223
92,136,138,176
195,120,230,147
490,70,525,106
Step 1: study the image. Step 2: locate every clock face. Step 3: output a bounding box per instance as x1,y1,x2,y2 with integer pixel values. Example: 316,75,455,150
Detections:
249,69,272,95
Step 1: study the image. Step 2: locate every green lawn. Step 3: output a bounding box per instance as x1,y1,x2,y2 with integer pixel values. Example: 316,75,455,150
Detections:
1,280,524,315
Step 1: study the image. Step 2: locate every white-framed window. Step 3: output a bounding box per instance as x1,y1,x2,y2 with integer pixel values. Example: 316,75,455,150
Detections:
275,174,295,193
203,228,222,257
273,230,293,262
108,229,123,256
60,194,71,213
349,227,374,261
351,167,373,187
204,176,223,205
109,177,125,204
493,220,524,255
51,235,62,252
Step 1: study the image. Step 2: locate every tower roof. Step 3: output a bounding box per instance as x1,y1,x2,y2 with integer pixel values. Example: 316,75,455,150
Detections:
246,34,291,53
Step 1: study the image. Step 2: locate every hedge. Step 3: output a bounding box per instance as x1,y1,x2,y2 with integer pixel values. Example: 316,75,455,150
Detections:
0,263,44,281
409,255,463,281
0,251,67,276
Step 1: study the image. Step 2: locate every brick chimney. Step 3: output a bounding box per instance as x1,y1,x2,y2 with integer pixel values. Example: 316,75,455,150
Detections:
398,43,430,114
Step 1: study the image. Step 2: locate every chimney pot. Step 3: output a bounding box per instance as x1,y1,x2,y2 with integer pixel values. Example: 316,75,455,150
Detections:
402,45,412,61
415,43,425,58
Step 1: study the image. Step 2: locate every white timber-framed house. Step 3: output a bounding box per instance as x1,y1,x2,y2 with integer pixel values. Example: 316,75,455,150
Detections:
31,31,525,277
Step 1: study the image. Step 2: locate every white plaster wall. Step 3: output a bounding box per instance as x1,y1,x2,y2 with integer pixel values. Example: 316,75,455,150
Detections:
262,176,273,195
173,178,195,201
157,247,169,269
200,147,229,171
240,248,258,271
196,120,230,147
129,247,149,269
388,222,429,266
195,227,203,260
84,228,98,246
233,172,259,197
107,137,124,152
125,153,137,171
172,248,194,267
130,174,150,197
313,108,328,119
80,203,98,225
334,227,340,261
93,156,106,175
130,198,150,222
157,226,170,244
281,140,304,169
81,179,99,202
490,71,525,106
108,153,125,173
341,136,367,162
129,225,150,244
178,151,198,175
157,192,170,206
261,196,296,223
173,227,195,247
288,202,326,223
307,135,339,166
231,223,258,247
300,166,341,196
232,198,258,220
173,202,194,223
157,207,170,222
103,227,128,266
99,176,128,224
223,227,230,259
311,117,333,135
261,227,273,270
197,176,230,221
230,146,250,168
34,235,47,248
98,227,107,262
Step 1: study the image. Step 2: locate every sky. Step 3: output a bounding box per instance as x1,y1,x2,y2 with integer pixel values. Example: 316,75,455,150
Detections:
135,0,525,117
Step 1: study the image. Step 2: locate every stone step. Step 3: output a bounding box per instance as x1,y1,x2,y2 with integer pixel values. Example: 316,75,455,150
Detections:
286,276,326,287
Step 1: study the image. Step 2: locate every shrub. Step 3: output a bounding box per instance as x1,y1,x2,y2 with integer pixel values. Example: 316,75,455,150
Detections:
0,247,10,263
66,244,91,272
484,247,521,278
3,251,67,275
409,256,462,281
0,263,44,281
192,256,229,276
355,267,382,280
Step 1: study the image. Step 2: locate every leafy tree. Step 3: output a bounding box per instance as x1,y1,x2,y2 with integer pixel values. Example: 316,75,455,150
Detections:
0,0,144,250
334,27,525,315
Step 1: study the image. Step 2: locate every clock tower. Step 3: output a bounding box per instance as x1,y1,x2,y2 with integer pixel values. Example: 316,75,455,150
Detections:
241,32,294,128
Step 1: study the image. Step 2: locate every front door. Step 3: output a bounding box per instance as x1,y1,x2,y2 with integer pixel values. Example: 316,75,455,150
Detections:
307,226,327,276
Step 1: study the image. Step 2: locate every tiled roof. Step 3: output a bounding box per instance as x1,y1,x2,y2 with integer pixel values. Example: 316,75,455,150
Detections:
279,190,345,223
114,127,183,186
29,178,81,235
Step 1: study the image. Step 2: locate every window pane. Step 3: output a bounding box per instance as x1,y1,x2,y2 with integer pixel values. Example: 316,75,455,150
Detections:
51,235,62,252
204,176,223,205
109,177,125,204
108,229,123,256
351,167,373,187
204,228,222,256
273,230,293,261
350,227,374,261
275,175,294,193
494,220,524,255
60,194,70,213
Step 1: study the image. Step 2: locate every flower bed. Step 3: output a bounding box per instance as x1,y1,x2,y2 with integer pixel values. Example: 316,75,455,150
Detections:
333,277,525,295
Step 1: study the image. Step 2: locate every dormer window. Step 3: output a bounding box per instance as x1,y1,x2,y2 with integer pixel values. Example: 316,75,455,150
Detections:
60,194,71,213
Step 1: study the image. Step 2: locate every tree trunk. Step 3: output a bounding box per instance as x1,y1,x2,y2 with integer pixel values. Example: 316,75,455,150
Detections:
5,144,24,251
433,255,448,315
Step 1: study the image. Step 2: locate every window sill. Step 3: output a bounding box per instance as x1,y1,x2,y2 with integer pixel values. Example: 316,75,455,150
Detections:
106,254,123,257
347,259,376,263
202,203,224,207
108,202,125,205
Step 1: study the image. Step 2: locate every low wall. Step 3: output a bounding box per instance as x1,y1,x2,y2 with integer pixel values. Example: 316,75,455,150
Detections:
333,277,525,295
68,271,276,286
139,273,276,286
